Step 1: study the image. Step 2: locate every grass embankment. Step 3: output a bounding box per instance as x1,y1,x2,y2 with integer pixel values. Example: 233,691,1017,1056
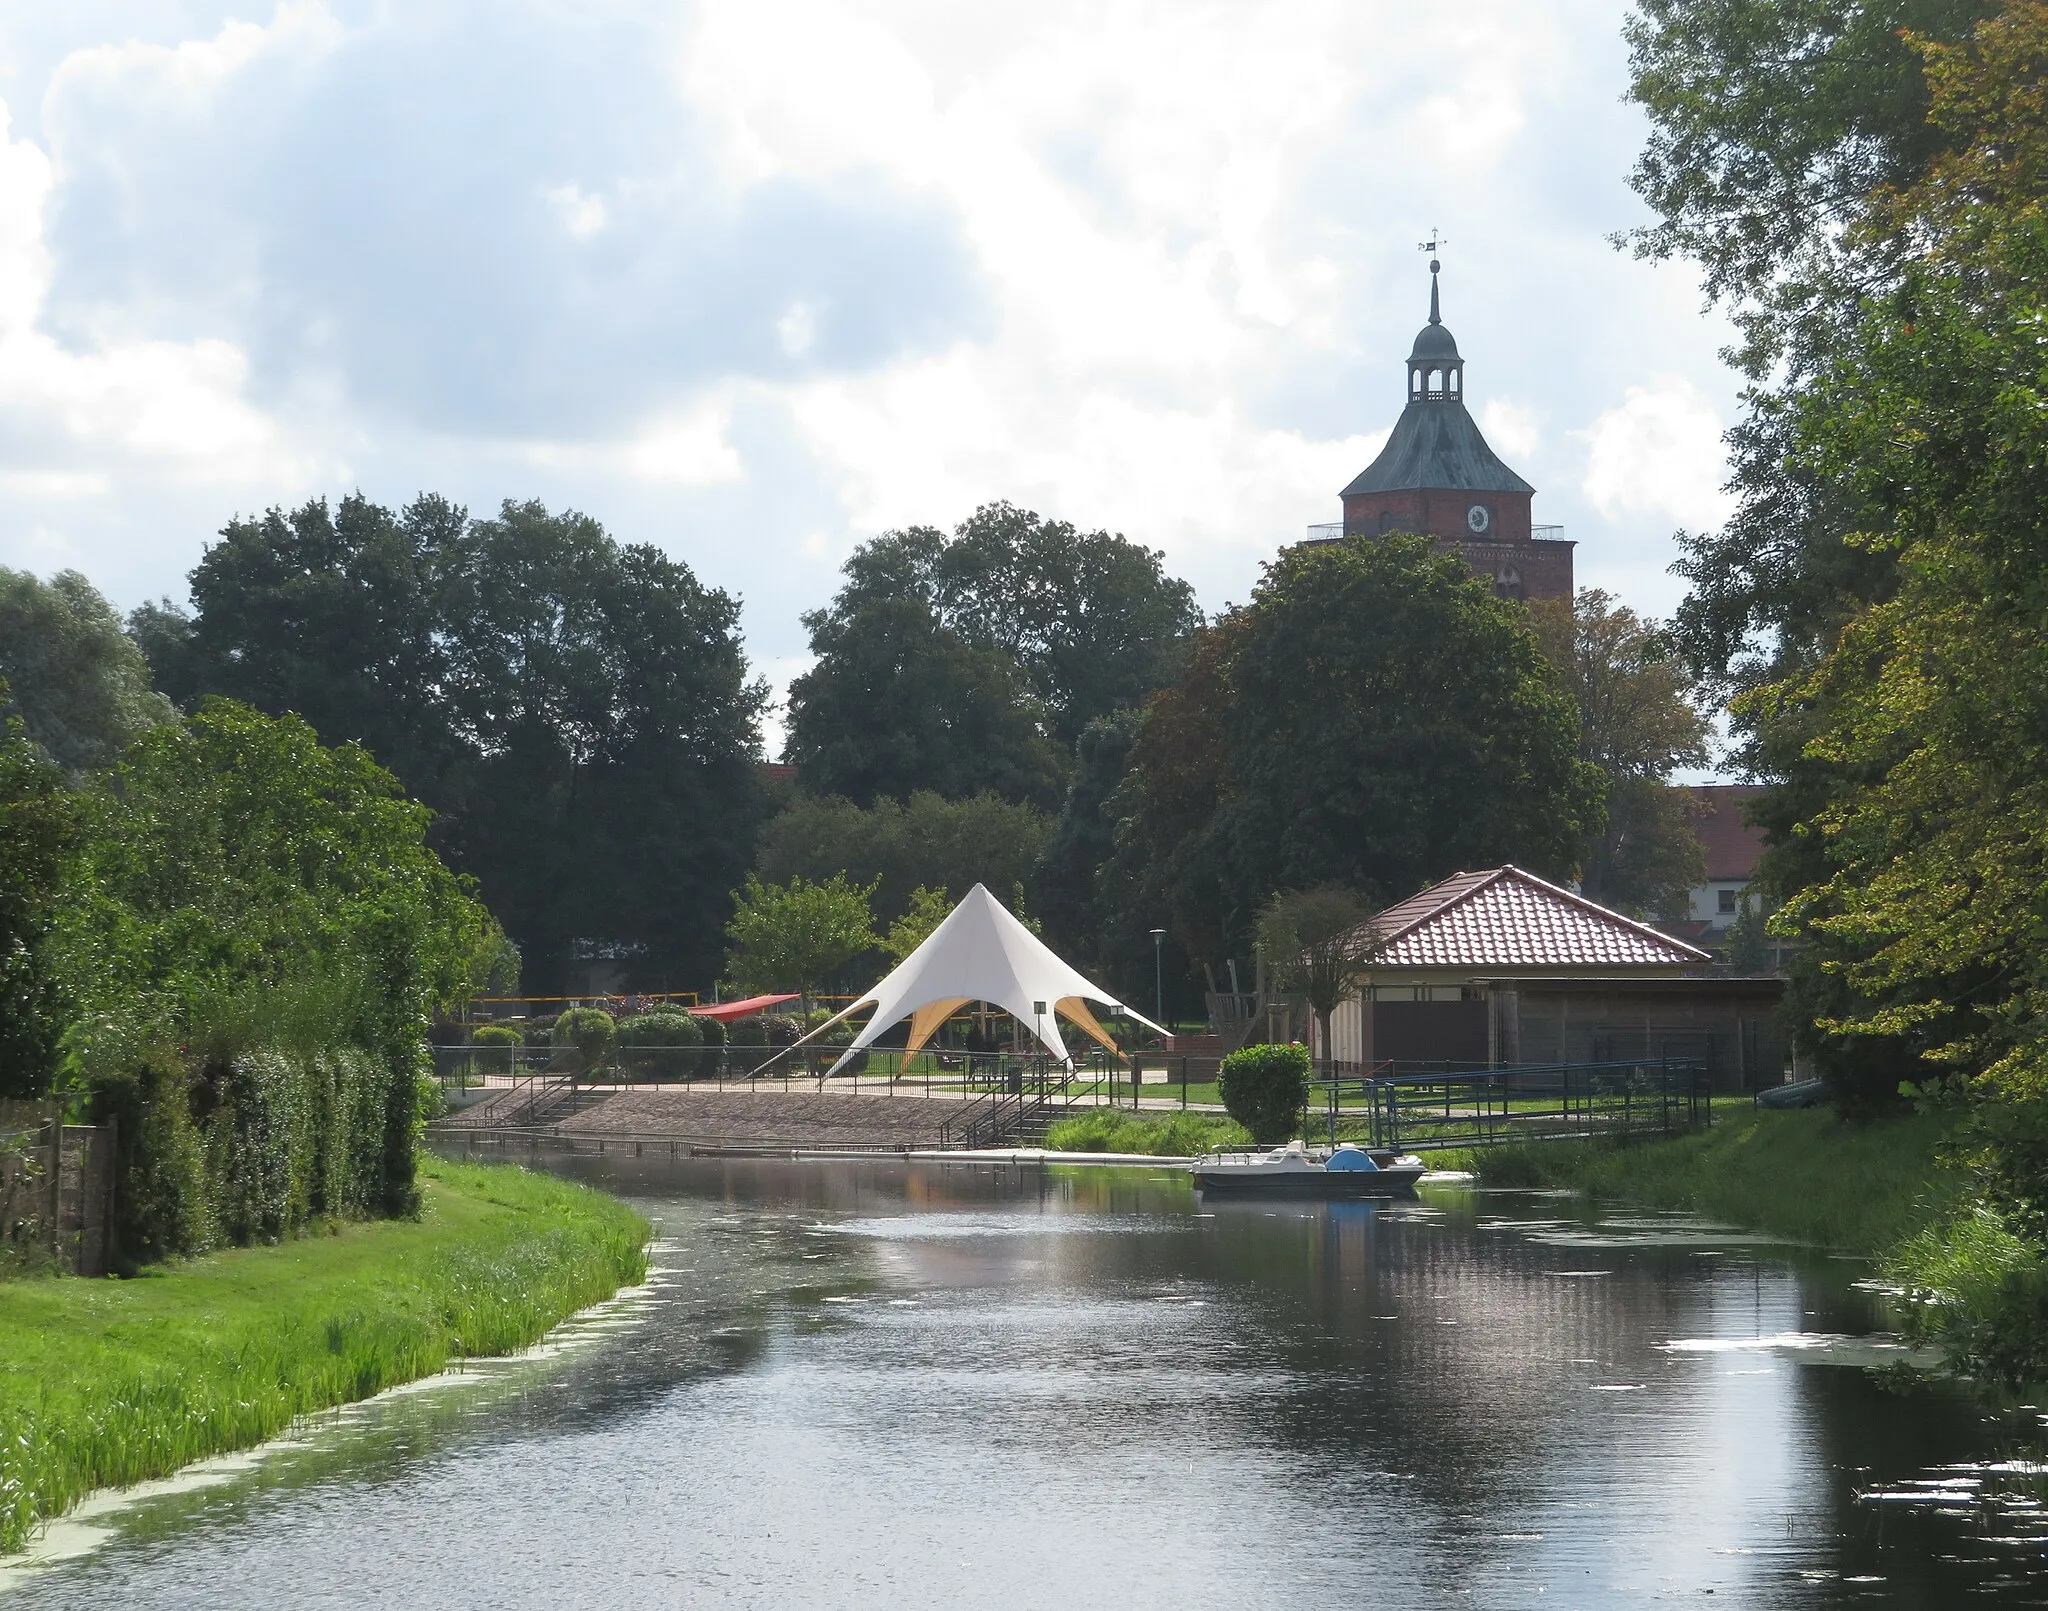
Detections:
1466,1104,1962,1256
0,1155,649,1555
1043,1108,1250,1155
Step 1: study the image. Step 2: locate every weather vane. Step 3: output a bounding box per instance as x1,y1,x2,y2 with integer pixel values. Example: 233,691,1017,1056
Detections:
1419,230,1445,271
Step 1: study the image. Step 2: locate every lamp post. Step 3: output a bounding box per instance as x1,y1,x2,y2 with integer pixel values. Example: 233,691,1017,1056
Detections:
1150,929,1167,1033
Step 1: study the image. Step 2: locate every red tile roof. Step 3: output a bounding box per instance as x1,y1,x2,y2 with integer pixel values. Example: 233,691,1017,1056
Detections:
1352,866,1710,970
1690,784,1768,881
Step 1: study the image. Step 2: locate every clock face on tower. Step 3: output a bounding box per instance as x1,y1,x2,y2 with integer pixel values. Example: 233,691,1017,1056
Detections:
1466,503,1492,535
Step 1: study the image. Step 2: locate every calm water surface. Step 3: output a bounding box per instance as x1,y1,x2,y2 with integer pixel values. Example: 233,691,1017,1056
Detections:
7,1153,2048,1608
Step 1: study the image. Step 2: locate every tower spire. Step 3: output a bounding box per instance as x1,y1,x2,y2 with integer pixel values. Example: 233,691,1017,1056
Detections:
1419,228,1445,324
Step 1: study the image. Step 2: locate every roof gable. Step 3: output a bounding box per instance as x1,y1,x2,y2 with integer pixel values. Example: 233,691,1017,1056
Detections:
1355,866,1710,970
1341,399,1536,497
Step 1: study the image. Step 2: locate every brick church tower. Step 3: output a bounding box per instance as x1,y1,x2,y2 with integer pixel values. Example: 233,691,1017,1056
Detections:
1312,259,1572,601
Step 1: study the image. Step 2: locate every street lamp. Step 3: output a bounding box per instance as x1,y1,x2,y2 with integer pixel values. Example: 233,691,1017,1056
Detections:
1149,929,1167,1033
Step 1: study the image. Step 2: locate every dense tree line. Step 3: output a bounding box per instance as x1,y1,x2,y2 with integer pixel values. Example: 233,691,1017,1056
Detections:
783,504,1201,807
134,496,767,993
7,486,1712,1096
0,579,492,1264
1632,0,2048,1376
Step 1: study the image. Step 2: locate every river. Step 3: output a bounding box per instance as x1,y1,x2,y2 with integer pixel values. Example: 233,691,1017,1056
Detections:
5,1154,2047,1608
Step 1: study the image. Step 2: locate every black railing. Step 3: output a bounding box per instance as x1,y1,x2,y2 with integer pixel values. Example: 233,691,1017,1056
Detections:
432,1044,1095,1146
1304,1059,1714,1152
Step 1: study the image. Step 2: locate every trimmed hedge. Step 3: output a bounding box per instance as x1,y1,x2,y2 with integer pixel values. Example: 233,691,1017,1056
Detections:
89,1044,415,1267
615,1011,703,1079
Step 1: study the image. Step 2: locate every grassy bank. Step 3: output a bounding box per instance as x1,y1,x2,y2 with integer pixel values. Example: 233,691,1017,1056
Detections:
0,1155,648,1555
1043,1108,1250,1155
1466,1104,1962,1256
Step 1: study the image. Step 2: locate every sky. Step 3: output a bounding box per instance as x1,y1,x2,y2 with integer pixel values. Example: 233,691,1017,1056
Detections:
0,0,1741,753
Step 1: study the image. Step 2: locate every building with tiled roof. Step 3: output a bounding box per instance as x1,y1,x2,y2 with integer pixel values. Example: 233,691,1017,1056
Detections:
1355,865,1709,972
1684,784,1768,932
1310,865,1784,1091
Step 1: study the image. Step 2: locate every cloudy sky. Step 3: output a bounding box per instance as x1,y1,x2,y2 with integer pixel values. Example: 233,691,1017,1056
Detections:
0,0,1738,747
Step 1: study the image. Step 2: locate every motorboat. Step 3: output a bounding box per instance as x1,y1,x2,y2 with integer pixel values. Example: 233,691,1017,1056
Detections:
1191,1140,1428,1198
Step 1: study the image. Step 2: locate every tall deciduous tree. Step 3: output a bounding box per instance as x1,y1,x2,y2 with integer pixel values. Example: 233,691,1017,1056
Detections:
723,873,877,1016
1528,589,1710,916
752,790,1052,925
1035,708,1150,984
1254,887,1374,1077
782,595,1063,807
879,885,955,966
136,496,767,991
1115,535,1602,966
0,569,175,774
0,692,81,1098
1626,0,1998,700
781,503,1201,804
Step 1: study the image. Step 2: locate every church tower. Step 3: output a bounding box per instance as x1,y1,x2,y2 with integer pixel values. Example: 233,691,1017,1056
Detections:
1318,258,1572,601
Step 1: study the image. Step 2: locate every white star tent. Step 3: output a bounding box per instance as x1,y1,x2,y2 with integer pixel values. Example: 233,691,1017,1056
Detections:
789,883,1167,1075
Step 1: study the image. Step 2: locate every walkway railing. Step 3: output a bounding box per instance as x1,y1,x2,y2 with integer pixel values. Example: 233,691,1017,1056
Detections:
1305,1059,1713,1152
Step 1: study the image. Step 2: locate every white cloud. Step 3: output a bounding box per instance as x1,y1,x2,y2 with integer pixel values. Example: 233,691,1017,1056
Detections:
1480,397,1541,462
0,92,308,482
1577,375,1733,530
0,0,1742,664
543,183,609,239
776,301,818,359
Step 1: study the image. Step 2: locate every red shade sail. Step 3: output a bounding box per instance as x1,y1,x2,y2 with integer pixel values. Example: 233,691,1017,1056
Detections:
689,993,800,1022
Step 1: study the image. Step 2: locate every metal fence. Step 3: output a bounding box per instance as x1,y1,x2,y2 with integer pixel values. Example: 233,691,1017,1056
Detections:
432,1043,1111,1147
0,1101,117,1275
1305,1059,1714,1152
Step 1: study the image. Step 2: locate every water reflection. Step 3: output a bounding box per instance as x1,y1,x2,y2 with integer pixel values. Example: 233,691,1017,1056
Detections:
4,1152,2046,1608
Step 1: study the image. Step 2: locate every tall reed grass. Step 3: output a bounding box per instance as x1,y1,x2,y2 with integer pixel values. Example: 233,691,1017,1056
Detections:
0,1156,648,1554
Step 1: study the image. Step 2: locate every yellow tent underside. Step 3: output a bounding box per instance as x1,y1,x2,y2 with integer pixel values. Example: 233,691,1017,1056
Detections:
897,995,1123,1057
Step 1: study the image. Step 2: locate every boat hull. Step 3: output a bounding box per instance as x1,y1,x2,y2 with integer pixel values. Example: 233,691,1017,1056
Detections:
1192,1164,1426,1199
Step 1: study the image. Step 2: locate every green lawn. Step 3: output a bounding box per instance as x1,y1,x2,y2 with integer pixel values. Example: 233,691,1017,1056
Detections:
0,1155,648,1555
1464,1103,1964,1256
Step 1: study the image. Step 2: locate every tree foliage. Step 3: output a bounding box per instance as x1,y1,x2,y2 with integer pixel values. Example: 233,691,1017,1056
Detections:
880,885,954,965
1528,589,1709,915
782,594,1063,807
1113,535,1602,964
0,695,82,1098
723,873,878,1013
1253,887,1375,1075
0,569,175,775
137,495,767,990
1665,2,2048,1122
781,502,1200,804
752,789,1052,926
1034,707,1154,988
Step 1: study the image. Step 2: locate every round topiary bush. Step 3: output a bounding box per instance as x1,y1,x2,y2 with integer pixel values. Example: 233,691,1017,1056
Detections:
555,1007,616,1073
615,1011,702,1081
1218,1042,1310,1144
471,1024,522,1047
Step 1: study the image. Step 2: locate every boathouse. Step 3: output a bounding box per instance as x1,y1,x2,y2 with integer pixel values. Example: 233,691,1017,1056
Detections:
1313,866,1785,1092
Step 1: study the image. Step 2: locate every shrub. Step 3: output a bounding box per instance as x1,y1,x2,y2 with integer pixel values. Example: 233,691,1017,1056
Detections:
1218,1042,1310,1144
725,1012,774,1073
693,1012,726,1076
554,1008,616,1072
471,1024,522,1048
759,1014,803,1047
614,1012,702,1080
